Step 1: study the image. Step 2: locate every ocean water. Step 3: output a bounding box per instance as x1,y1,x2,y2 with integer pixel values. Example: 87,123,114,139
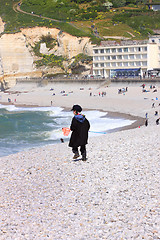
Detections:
0,104,135,157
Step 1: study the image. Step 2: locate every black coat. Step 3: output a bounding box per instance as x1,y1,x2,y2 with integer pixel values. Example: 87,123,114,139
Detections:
69,115,90,148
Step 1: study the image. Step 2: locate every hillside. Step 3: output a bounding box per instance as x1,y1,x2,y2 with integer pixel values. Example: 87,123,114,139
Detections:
0,0,160,40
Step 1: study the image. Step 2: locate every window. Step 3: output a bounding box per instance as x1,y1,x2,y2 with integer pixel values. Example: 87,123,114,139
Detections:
117,62,122,67
118,48,122,52
106,56,110,60
129,54,134,59
137,47,141,52
101,63,104,67
111,63,116,67
136,54,141,59
112,48,116,53
143,47,147,51
142,54,147,59
106,49,110,53
94,49,98,54
94,70,98,75
100,56,104,60
136,61,141,66
124,48,128,52
123,55,128,59
130,47,134,52
123,62,128,66
112,56,116,60
106,63,110,67
117,55,122,60
142,61,147,66
129,62,134,66
94,63,99,67
100,49,104,53
94,56,99,61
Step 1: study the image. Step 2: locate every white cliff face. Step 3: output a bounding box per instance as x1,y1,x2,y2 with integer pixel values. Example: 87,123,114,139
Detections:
21,26,93,58
0,33,34,75
0,19,93,87
0,18,4,33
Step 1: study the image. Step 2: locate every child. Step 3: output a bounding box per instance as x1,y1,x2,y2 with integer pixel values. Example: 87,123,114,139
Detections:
69,105,90,161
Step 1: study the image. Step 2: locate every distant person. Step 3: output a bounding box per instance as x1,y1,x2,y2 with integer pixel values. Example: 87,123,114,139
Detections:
156,118,159,125
152,103,155,108
69,105,90,161
155,111,158,116
145,119,148,127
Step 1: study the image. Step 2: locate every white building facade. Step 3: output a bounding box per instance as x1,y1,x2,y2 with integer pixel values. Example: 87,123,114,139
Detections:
93,36,160,78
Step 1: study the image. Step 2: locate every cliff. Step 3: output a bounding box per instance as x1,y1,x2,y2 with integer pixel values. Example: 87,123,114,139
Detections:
0,18,93,88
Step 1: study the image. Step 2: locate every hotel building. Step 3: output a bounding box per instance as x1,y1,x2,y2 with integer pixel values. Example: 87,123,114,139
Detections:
93,35,160,78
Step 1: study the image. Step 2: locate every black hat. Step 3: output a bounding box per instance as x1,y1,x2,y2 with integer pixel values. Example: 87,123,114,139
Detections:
71,104,82,112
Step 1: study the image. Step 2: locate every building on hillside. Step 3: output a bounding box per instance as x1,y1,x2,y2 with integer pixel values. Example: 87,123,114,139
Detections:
92,35,160,79
147,3,160,11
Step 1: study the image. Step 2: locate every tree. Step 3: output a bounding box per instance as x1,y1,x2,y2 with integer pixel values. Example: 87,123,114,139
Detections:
110,0,126,7
126,0,137,4
103,0,113,9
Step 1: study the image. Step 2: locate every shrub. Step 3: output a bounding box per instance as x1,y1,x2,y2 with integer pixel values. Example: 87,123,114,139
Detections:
34,54,66,69
40,34,57,49
32,43,42,57
69,53,92,69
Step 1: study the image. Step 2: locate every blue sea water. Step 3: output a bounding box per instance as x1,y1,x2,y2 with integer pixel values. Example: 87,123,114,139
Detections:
0,104,135,157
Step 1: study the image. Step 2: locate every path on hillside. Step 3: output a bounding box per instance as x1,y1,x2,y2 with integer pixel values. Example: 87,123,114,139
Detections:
13,0,60,22
13,0,94,37
13,1,135,41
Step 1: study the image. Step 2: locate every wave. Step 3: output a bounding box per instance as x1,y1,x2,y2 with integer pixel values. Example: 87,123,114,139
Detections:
0,104,63,115
0,105,135,157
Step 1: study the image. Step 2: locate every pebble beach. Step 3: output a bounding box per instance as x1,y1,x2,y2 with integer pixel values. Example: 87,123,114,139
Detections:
0,82,160,239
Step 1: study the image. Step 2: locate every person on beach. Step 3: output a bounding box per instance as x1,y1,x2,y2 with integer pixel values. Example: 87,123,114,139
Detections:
156,118,159,125
69,105,90,161
145,119,148,127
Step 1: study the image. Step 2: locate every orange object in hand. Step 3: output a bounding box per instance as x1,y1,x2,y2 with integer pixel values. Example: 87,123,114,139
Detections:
62,127,71,136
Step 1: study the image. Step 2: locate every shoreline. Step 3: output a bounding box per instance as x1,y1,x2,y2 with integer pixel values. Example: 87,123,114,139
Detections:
0,100,145,158
0,100,145,135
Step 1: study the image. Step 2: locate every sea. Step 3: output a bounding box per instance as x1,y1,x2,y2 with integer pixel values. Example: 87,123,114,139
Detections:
0,104,135,157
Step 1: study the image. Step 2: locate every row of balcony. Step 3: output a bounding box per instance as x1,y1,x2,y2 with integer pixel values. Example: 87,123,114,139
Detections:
94,61,147,68
93,46,147,54
93,54,148,61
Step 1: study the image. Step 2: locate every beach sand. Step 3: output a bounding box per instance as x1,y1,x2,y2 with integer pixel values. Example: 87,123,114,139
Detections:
0,81,160,239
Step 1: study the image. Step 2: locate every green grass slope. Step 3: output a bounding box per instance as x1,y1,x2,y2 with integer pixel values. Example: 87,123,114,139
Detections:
0,0,160,42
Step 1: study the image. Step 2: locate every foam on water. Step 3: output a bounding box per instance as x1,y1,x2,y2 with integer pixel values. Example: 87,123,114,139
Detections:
0,104,63,115
0,105,135,157
48,110,135,140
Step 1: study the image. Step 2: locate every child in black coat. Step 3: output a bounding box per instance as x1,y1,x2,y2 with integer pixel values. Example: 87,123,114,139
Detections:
69,105,90,161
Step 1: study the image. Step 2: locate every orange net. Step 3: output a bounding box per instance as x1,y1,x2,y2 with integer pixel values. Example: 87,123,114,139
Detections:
62,127,71,136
